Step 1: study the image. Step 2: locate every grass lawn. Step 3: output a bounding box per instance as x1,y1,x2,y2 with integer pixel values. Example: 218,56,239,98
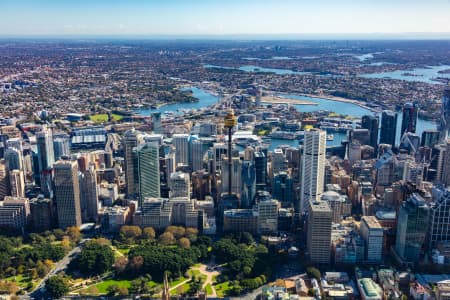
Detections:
169,276,189,288
90,113,123,123
205,283,213,295
117,247,130,255
94,279,132,294
170,281,191,296
215,281,231,297
187,269,206,283
111,114,123,121
5,274,33,289
90,114,108,123
82,278,158,296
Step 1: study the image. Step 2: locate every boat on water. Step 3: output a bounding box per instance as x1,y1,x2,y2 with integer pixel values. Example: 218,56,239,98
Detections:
327,134,334,141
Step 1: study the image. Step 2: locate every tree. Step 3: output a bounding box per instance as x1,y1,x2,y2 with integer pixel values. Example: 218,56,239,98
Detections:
66,226,81,242
178,237,191,249
107,284,119,295
159,232,175,246
306,267,321,281
142,227,156,240
130,277,150,294
53,229,65,240
129,255,144,272
78,240,115,275
120,226,142,243
165,226,185,239
45,275,69,298
114,256,128,274
118,286,129,296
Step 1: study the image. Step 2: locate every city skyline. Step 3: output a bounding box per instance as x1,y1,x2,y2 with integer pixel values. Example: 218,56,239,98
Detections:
1,0,450,37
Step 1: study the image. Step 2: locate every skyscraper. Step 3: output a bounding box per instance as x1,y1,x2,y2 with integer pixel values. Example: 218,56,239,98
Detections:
254,149,267,191
170,171,190,198
300,129,326,212
361,115,379,149
395,193,429,263
54,160,82,228
380,110,397,147
79,164,99,222
439,87,450,141
9,169,25,198
307,200,332,264
401,102,419,134
421,129,441,148
0,160,9,200
134,142,160,204
36,127,55,196
272,172,293,205
4,147,23,171
122,128,144,197
241,160,256,208
152,112,162,134
257,198,279,234
429,187,450,249
36,126,55,172
360,216,383,263
53,136,70,161
172,134,190,167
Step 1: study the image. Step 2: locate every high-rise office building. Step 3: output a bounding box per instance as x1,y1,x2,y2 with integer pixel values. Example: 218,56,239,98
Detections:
241,160,256,208
439,87,450,141
421,130,441,148
30,196,53,232
395,193,429,263
192,169,210,200
307,200,332,264
349,128,370,146
36,126,55,172
401,102,419,134
300,129,326,212
4,147,23,171
122,128,144,197
134,142,160,203
257,199,279,235
172,134,190,166
54,160,82,228
9,169,25,198
152,112,162,134
170,171,190,198
361,115,379,150
254,149,267,191
37,127,56,196
380,110,397,147
190,137,214,172
272,172,293,205
5,137,23,152
0,160,9,200
442,140,450,186
429,187,450,249
360,216,383,263
79,165,99,222
53,136,70,161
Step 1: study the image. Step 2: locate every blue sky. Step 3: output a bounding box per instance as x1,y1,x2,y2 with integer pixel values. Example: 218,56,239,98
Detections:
1,0,450,36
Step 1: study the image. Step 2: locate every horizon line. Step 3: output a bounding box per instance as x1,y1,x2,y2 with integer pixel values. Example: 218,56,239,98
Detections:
1,32,450,41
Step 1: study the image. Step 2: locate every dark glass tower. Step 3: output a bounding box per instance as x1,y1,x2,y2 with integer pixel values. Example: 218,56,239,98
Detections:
361,115,379,149
439,87,450,141
380,110,397,147
401,102,419,134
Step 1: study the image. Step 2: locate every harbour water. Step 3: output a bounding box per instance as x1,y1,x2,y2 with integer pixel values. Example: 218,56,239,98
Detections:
204,63,450,84
137,87,437,150
359,65,450,84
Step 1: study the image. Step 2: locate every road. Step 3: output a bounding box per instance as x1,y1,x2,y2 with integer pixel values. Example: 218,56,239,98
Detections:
27,240,88,300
